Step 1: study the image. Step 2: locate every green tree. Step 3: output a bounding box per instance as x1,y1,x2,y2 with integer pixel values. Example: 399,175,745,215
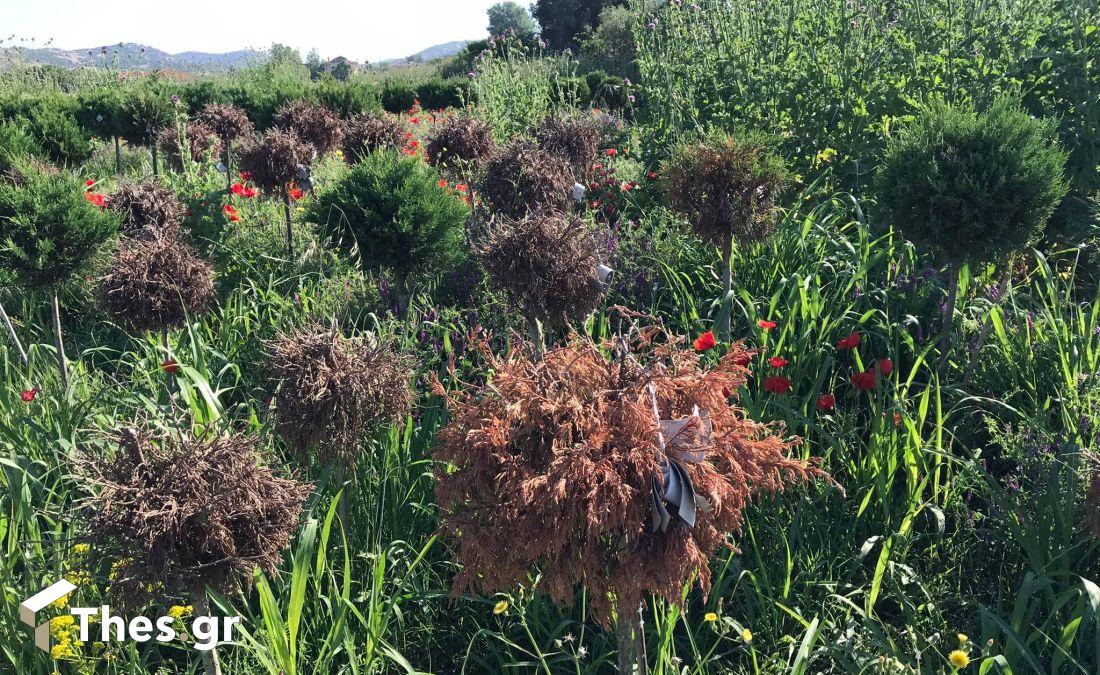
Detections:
305,49,324,81
532,0,622,50
487,2,538,40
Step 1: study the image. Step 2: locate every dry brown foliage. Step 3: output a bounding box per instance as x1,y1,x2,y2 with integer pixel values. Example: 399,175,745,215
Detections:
342,113,408,164
662,136,787,247
533,113,603,173
476,212,606,327
99,236,215,333
238,128,313,194
426,115,495,169
108,179,183,240
76,426,311,608
480,138,572,219
433,323,833,624
268,324,415,463
156,123,222,171
274,101,345,156
196,103,254,142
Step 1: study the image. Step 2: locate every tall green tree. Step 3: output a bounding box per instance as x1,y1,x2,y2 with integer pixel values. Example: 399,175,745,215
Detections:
487,2,538,40
532,0,622,50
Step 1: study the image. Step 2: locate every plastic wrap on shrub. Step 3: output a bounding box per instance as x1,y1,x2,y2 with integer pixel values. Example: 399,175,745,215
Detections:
108,178,183,240
480,137,572,219
342,113,408,163
274,101,345,156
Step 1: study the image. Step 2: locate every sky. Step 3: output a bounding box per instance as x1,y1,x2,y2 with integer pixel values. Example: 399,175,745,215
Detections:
0,0,503,63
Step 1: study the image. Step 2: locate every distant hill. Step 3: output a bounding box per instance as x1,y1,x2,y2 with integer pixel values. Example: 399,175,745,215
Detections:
380,41,469,66
0,42,265,72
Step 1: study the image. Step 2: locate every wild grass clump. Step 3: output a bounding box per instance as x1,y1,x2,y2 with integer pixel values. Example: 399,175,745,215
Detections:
476,211,606,329
433,326,832,624
268,324,415,462
108,178,183,240
480,137,572,219
274,101,345,155
99,236,215,333
426,114,496,169
77,426,310,608
342,113,407,164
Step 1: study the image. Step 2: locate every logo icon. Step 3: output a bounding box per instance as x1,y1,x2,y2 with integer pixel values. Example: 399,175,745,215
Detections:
20,580,77,652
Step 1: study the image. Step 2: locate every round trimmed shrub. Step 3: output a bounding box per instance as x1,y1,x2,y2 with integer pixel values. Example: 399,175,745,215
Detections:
274,101,345,155
156,122,222,170
481,137,573,219
305,150,468,293
195,102,253,143
533,112,603,172
876,98,1068,267
237,128,313,194
342,113,407,164
426,114,495,170
119,88,176,148
108,178,183,240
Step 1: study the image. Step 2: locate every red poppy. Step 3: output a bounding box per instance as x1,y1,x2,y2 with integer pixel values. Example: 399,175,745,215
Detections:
222,204,240,222
85,179,95,186
83,192,106,208
288,188,304,201
230,182,245,195
768,356,788,368
764,375,792,394
242,187,257,198
438,179,448,188
836,332,861,350
816,393,835,411
757,319,777,331
732,351,752,367
850,370,877,390
239,171,252,181
20,386,39,402
455,183,468,193
409,117,420,124
877,358,894,376
647,171,659,179
604,148,617,156
693,331,716,351
161,358,180,374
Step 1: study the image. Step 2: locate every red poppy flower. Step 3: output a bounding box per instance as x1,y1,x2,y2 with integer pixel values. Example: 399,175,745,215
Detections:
877,358,894,376
222,204,240,222
693,331,716,351
816,393,835,411
239,171,252,181
757,319,777,331
409,117,420,124
230,182,246,195
764,375,792,394
85,179,95,186
288,188,304,201
836,332,861,350
768,356,788,368
161,358,180,374
647,171,659,179
850,370,877,390
20,386,40,402
242,187,257,198
438,179,448,188
455,183,468,193
83,192,106,208
604,148,617,156
732,351,752,367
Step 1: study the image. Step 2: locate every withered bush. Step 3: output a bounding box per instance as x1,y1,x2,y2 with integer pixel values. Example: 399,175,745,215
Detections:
342,113,407,164
476,212,605,327
434,327,832,624
99,236,215,333
156,122,222,171
480,138,572,219
662,133,787,247
237,128,313,194
268,325,415,462
196,102,254,142
77,426,311,608
108,179,183,240
533,113,603,173
426,114,495,169
274,101,345,156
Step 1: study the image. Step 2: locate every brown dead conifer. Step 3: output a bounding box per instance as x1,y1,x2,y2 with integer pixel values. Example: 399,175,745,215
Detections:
426,114,495,169
480,137,572,219
108,179,183,240
342,113,408,164
156,122,222,171
274,101,345,156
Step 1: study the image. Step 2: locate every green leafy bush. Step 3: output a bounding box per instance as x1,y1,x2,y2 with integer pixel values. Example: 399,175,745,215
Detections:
119,87,176,147
876,99,1068,268
0,94,92,165
415,77,469,111
0,123,45,172
75,87,127,140
305,151,468,295
315,77,382,118
381,79,419,114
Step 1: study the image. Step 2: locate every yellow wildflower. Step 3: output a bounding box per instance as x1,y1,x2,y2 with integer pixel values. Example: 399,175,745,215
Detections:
50,642,74,660
73,543,90,555
949,650,970,669
957,633,968,644
704,612,718,623
49,593,70,610
741,628,753,643
168,605,193,619
493,600,509,615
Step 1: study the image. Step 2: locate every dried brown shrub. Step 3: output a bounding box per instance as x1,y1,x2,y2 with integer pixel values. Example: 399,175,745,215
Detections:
342,113,407,164
662,134,788,247
108,179,183,240
99,236,215,333
476,212,606,327
156,123,222,171
196,102,254,142
480,138,572,219
77,426,311,608
237,128,313,193
274,101,345,156
533,113,603,172
268,325,415,462
433,322,833,624
426,115,495,169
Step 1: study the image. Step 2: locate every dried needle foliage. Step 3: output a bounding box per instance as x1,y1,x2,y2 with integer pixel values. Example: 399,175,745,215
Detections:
342,113,407,164
156,123,222,171
108,179,183,240
426,114,495,169
274,101,345,156
433,326,833,624
77,426,311,608
476,212,605,327
196,102,254,142
533,113,603,172
662,133,788,247
480,138,572,219
238,128,313,194
268,325,415,462
99,236,215,333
